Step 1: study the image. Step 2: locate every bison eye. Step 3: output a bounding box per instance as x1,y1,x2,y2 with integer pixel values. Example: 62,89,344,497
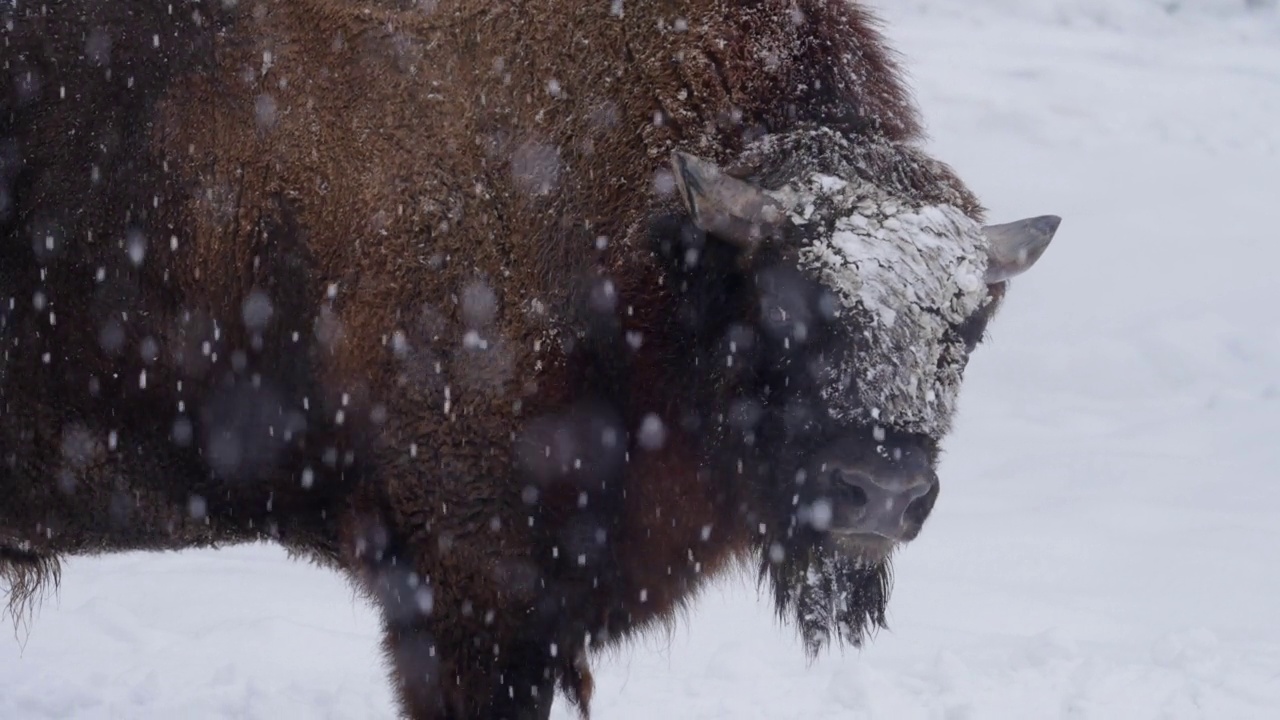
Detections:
759,293,812,342
953,307,992,353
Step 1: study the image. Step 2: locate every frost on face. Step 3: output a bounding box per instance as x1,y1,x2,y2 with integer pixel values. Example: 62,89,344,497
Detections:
742,129,990,436
796,189,986,436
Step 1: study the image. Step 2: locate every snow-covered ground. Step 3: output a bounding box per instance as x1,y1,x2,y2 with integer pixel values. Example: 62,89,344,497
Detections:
4,1,1279,718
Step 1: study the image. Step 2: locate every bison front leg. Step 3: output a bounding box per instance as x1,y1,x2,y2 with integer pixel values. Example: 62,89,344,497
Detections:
351,526,572,719
381,614,561,720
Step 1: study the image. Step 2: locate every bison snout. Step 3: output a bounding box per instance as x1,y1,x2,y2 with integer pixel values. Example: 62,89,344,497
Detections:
807,443,940,545
828,467,936,541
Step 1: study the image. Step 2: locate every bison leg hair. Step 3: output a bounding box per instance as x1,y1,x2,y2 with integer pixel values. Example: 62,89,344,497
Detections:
349,512,577,720
380,610,566,719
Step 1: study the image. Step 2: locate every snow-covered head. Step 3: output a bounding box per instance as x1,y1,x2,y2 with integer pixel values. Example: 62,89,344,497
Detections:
666,127,1058,654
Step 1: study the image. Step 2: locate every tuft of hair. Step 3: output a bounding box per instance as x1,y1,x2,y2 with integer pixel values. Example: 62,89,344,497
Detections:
0,548,61,631
761,542,893,659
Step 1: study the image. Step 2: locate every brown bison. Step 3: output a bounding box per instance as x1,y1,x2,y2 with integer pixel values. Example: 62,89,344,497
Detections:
0,0,1059,717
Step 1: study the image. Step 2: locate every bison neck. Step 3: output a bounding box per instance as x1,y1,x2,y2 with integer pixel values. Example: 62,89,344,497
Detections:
599,430,751,640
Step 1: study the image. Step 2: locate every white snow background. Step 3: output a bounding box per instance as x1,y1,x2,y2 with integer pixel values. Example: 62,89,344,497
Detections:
3,0,1279,717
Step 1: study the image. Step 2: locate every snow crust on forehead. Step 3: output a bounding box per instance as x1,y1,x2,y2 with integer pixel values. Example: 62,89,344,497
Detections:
779,173,989,436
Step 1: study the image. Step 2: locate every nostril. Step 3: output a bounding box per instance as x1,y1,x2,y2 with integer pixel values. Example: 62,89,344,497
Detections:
832,470,869,508
903,479,940,528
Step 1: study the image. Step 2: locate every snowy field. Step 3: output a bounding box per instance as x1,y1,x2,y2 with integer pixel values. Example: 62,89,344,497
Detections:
4,1,1280,718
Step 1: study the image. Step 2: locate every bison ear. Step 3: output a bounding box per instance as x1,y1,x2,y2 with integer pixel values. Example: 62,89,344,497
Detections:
982,215,1061,284
670,151,793,254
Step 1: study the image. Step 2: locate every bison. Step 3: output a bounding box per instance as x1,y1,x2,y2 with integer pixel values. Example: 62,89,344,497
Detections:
0,0,1059,717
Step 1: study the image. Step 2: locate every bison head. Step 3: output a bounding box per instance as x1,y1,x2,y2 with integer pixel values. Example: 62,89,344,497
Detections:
660,127,1057,655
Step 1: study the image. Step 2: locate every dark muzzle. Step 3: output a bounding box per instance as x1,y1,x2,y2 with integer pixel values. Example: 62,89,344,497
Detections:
807,437,940,543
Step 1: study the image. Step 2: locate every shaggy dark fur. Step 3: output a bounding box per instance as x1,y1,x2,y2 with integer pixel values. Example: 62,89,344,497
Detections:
1,1,1015,718
0,548,60,627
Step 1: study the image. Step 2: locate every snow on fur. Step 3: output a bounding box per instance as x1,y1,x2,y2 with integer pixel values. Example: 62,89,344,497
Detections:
778,169,989,436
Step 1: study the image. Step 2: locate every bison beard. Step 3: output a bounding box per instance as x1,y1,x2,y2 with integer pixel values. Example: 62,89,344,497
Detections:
764,542,892,658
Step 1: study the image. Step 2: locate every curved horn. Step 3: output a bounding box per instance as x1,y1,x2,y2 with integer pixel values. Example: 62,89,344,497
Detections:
983,215,1061,283
670,151,792,252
